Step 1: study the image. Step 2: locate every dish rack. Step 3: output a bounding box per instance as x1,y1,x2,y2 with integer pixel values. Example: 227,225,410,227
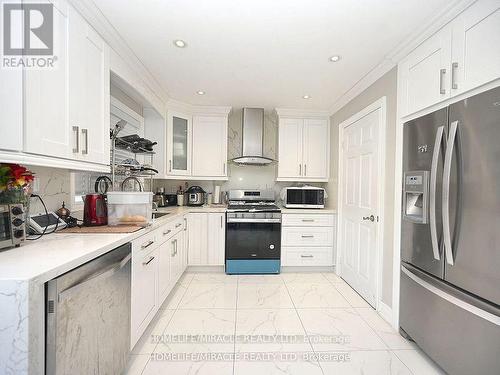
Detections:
110,123,157,191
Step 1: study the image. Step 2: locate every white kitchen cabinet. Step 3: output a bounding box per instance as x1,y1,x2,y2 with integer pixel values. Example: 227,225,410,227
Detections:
187,212,225,266
157,238,171,304
192,115,228,178
68,5,110,165
170,230,184,283
281,213,336,267
166,112,192,176
207,213,225,265
0,68,22,151
399,0,500,117
277,115,330,182
24,2,71,159
451,0,500,95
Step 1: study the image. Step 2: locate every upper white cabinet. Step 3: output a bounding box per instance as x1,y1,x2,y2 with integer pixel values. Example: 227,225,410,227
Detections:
167,112,192,176
68,5,110,165
192,115,228,178
276,111,330,182
451,0,500,95
399,0,500,117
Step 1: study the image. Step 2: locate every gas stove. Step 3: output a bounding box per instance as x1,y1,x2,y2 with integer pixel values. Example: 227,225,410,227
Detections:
226,190,281,213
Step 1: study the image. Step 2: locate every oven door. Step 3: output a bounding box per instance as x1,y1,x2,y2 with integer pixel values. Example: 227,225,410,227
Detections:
225,220,281,260
0,209,13,249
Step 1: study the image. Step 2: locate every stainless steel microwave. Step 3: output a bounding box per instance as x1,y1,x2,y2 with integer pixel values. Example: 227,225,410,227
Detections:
284,187,325,208
0,204,26,250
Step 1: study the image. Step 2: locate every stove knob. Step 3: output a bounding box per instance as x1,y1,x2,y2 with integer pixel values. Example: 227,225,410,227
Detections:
11,206,23,216
12,218,24,227
14,229,24,239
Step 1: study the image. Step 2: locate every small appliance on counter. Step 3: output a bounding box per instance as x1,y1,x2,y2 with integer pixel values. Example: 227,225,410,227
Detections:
165,194,177,206
282,186,326,208
83,194,107,226
153,188,167,207
0,203,26,250
30,211,67,234
107,192,153,227
186,186,206,206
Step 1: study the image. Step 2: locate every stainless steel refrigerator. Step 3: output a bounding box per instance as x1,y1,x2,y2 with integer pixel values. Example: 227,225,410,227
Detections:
400,85,500,375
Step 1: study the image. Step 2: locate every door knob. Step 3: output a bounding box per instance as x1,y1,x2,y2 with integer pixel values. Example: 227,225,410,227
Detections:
362,215,375,222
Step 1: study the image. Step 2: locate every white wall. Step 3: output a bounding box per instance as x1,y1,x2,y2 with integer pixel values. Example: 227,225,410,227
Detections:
328,67,397,307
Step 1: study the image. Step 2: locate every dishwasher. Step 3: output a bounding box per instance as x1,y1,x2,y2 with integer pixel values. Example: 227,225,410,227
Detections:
45,243,131,375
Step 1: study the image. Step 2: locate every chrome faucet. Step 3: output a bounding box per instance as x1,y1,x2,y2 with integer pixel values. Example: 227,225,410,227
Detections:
121,176,144,192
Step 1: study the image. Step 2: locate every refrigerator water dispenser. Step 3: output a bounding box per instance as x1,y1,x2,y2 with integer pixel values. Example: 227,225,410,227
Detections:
403,171,429,224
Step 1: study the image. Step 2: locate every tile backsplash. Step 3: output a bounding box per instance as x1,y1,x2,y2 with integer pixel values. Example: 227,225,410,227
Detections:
28,166,71,214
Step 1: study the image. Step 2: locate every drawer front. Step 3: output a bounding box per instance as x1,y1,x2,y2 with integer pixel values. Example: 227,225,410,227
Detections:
282,214,335,227
158,217,185,243
282,226,333,247
132,231,158,258
283,248,333,266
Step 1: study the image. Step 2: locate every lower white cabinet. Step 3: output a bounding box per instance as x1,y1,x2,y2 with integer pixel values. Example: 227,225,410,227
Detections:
187,212,225,266
281,213,336,267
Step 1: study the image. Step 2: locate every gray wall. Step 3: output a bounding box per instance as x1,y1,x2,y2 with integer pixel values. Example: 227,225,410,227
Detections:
328,67,397,307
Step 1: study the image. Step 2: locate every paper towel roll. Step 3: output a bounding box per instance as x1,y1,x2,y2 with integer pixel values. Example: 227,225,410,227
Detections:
214,185,221,204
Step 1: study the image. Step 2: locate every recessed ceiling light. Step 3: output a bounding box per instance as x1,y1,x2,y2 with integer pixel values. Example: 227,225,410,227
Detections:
302,95,311,99
196,90,205,95
173,39,187,48
329,55,341,62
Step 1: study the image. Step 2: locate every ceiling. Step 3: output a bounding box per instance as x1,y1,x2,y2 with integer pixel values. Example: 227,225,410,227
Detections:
95,0,452,110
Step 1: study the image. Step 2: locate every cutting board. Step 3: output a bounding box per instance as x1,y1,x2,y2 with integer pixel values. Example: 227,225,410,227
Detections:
59,225,143,234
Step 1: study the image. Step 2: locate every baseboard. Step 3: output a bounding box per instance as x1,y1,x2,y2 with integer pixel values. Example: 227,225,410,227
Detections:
377,300,395,328
281,266,335,273
186,265,224,273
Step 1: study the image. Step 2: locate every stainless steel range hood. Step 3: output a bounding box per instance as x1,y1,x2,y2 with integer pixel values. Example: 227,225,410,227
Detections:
231,108,276,165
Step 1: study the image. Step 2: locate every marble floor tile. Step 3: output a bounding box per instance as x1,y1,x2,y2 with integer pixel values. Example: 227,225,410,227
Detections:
191,272,238,284
179,283,237,309
125,354,151,375
143,356,234,375
238,274,284,284
233,353,323,375
334,283,372,308
297,308,387,351
286,282,351,308
131,309,175,355
235,309,311,352
159,283,188,310
281,272,330,284
317,350,411,375
393,349,446,375
177,272,194,286
355,308,416,350
321,272,344,284
237,284,294,309
155,308,236,353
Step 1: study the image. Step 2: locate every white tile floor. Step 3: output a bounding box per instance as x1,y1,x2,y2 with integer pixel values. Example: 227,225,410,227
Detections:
126,272,445,375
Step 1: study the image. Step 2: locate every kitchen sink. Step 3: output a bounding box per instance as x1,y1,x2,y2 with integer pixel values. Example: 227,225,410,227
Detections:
152,212,170,219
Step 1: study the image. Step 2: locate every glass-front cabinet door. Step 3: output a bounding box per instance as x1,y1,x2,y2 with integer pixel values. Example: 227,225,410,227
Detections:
167,112,192,176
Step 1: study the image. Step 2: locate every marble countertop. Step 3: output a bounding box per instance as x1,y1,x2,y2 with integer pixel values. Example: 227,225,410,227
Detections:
0,204,226,283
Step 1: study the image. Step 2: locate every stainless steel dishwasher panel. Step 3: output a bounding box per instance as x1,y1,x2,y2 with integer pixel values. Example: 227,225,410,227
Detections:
46,243,131,375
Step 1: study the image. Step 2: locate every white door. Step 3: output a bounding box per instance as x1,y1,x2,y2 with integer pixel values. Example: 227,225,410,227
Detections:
207,213,225,265
303,119,329,179
192,115,227,177
451,0,500,96
400,24,452,116
340,107,381,307
278,118,303,178
24,3,71,159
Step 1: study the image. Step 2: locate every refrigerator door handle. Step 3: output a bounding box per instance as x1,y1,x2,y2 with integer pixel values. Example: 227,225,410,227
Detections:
430,126,444,260
443,121,458,265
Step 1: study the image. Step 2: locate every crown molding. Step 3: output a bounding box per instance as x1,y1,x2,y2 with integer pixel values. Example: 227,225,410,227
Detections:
275,108,331,119
328,0,476,115
166,99,231,116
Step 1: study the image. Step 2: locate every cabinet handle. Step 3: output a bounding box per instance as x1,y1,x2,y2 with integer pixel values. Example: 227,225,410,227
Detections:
451,62,458,90
72,126,79,153
169,160,172,172
171,240,176,256
174,239,178,255
163,229,172,236
439,68,446,95
302,219,315,222
175,223,182,228
142,256,155,266
301,255,314,258
81,128,88,155
183,217,187,231
223,162,226,175
299,164,302,176
304,164,307,176
141,240,155,249
301,235,314,238
220,215,223,228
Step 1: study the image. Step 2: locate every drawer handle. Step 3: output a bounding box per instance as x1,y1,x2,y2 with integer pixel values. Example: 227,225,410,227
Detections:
301,255,314,258
302,219,315,222
142,256,155,266
141,240,155,249
301,235,314,238
163,229,172,236
175,223,182,228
